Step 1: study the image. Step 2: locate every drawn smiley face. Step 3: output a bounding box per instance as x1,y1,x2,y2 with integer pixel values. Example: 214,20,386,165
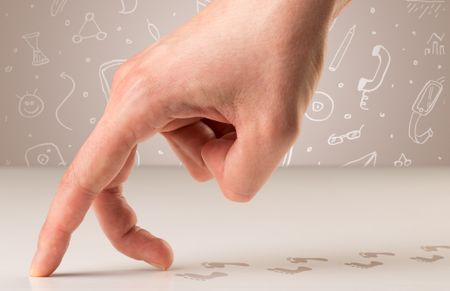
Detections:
17,90,45,118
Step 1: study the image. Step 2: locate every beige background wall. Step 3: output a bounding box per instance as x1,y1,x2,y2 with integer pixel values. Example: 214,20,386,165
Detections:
0,0,449,167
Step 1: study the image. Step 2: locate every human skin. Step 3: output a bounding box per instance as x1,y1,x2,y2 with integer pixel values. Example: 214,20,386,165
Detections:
29,0,351,277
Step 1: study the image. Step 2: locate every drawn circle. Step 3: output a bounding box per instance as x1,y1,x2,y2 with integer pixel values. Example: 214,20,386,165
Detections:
82,91,89,98
37,154,50,165
72,35,82,44
344,113,352,120
85,13,95,21
305,91,334,122
97,32,107,40
338,82,344,88
65,19,70,26
89,117,96,124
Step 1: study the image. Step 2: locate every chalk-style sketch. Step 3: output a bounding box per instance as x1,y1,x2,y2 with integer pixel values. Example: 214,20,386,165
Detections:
344,261,383,269
201,262,250,269
135,149,141,167
359,252,396,259
119,0,138,14
72,13,107,44
343,151,377,167
394,153,412,167
17,89,45,118
267,266,312,275
50,0,68,16
421,245,450,252
25,143,66,167
197,0,211,13
280,146,293,167
22,32,50,66
176,271,228,281
358,45,391,110
410,255,445,263
99,59,126,101
425,33,446,56
146,19,160,42
287,257,328,264
328,25,355,72
408,77,445,144
305,91,335,122
328,124,364,146
329,17,337,32
406,0,446,19
55,72,76,131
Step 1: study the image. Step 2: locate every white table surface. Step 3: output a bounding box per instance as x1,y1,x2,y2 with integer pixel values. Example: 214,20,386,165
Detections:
1,167,449,290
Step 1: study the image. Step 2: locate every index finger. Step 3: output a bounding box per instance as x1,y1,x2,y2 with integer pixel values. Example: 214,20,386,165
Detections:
29,116,141,277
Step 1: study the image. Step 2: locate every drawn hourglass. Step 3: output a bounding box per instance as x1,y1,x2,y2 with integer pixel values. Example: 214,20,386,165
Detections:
22,32,50,67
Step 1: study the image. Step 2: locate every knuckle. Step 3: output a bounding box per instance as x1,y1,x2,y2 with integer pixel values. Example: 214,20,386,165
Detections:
263,112,300,146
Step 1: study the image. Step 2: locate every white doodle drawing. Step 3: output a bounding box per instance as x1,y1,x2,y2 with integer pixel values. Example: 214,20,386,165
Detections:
50,0,68,16
197,0,211,13
25,143,66,167
22,32,50,66
424,33,446,56
72,13,107,44
394,153,412,167
135,149,141,167
328,124,364,146
408,77,445,144
329,17,338,32
343,151,377,167
119,0,138,14
305,91,335,122
55,72,76,131
146,19,160,42
99,59,126,101
358,45,391,111
328,25,355,72
17,89,45,118
406,0,446,19
280,146,294,167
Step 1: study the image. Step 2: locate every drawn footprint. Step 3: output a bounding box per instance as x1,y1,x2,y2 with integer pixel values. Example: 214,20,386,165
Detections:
267,266,312,275
287,257,328,263
421,245,450,252
201,262,250,269
359,252,395,258
344,261,383,269
410,255,444,263
176,271,228,281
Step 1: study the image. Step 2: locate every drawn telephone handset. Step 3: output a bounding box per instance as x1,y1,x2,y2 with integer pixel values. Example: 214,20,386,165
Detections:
358,45,391,111
408,77,445,145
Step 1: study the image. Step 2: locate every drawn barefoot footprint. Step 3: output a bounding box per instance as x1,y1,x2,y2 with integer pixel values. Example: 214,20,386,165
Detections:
287,257,328,263
176,271,228,281
267,266,312,275
345,261,383,269
359,252,396,258
201,262,250,268
421,245,450,252
410,255,445,263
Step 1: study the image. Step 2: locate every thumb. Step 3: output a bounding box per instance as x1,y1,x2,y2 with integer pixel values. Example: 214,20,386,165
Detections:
201,123,297,202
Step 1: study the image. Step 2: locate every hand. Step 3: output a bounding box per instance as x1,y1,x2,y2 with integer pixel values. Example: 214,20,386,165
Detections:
30,0,349,276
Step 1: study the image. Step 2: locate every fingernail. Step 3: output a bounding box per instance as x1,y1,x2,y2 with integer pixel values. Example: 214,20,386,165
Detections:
151,263,167,271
